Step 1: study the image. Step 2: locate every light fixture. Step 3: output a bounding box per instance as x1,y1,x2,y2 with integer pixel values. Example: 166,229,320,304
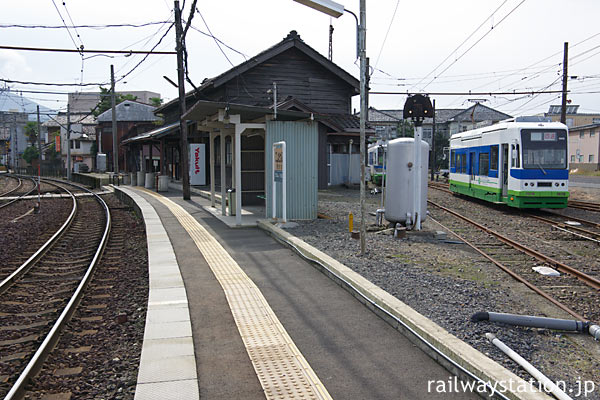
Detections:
292,0,344,17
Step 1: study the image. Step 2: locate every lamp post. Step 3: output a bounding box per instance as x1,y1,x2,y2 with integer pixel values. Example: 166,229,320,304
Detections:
293,0,368,255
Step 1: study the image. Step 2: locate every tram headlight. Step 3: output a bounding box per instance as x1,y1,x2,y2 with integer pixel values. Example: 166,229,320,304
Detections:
555,182,559,187
530,182,535,187
561,183,565,186
524,183,528,186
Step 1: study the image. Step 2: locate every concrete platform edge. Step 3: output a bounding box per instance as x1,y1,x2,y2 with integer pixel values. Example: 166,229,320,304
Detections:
257,220,552,400
112,185,200,400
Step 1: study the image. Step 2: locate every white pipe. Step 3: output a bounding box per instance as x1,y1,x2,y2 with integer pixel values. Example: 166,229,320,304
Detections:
413,126,422,230
486,333,572,400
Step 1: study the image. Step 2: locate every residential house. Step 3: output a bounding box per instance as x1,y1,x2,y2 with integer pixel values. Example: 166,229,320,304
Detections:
568,123,600,171
368,103,511,170
0,111,28,169
68,91,160,113
43,113,97,172
544,105,600,129
96,100,160,172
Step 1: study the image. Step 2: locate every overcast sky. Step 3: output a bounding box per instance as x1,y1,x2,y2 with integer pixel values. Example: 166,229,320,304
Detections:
1,0,599,117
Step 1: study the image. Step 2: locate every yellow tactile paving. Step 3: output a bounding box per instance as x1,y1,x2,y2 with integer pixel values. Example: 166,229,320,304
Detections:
140,188,332,400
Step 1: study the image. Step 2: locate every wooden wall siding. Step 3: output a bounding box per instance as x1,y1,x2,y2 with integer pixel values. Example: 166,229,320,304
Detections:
222,48,354,114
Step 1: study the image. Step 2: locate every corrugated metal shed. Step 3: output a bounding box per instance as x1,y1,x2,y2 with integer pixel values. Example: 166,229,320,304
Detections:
265,120,318,220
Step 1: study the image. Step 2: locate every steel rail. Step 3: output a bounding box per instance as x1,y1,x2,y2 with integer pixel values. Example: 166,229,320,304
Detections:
4,178,111,400
526,213,600,241
544,211,600,229
568,200,600,212
0,181,76,294
428,216,586,321
429,200,600,290
0,175,22,197
0,177,38,209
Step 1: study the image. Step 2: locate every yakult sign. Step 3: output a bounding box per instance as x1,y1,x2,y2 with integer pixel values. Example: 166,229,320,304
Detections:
189,143,206,185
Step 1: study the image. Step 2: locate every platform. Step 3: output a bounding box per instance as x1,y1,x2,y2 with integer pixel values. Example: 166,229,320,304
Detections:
113,185,548,400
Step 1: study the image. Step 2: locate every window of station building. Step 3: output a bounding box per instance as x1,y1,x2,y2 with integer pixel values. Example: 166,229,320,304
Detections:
490,145,499,170
590,154,595,163
590,130,596,137
571,155,575,162
479,153,489,176
580,131,585,138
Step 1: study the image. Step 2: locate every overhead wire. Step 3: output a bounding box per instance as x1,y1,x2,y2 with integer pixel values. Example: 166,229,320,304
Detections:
373,0,400,71
0,21,171,29
408,0,509,92
420,0,527,92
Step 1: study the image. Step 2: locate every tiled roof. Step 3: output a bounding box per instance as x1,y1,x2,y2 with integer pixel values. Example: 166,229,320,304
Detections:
42,113,96,127
449,103,511,122
97,100,159,122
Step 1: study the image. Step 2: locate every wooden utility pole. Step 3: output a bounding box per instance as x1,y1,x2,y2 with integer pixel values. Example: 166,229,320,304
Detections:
175,0,190,200
66,104,71,180
560,42,568,124
111,64,118,173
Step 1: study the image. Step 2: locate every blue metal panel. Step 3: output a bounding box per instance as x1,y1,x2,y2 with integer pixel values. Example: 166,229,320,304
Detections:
510,169,569,180
266,120,319,220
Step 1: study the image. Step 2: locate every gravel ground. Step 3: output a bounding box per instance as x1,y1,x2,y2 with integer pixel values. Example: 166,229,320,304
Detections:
292,186,600,398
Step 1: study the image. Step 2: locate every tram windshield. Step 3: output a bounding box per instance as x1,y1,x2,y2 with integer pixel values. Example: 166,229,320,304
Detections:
521,129,567,170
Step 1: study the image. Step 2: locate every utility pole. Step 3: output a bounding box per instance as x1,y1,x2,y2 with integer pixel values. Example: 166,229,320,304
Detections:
111,64,118,173
11,115,16,172
66,104,72,180
560,42,568,124
175,0,190,200
358,0,367,255
431,99,436,181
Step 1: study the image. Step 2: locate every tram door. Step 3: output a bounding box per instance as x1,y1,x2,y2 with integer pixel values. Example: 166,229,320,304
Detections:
501,144,509,196
469,152,475,188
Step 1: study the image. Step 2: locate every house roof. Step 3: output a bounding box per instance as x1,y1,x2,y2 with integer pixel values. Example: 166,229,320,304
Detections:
156,30,360,114
367,107,466,124
568,123,600,132
97,100,159,123
42,113,96,127
448,103,512,123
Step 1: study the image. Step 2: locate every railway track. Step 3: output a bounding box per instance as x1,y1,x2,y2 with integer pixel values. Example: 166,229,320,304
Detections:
568,199,600,212
428,199,599,323
0,179,110,399
0,177,38,210
0,175,22,197
428,181,600,242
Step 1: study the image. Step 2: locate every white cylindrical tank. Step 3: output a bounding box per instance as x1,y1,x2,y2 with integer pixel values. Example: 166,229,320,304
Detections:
385,138,429,224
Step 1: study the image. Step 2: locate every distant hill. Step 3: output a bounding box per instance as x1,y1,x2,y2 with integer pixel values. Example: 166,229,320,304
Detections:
0,89,55,122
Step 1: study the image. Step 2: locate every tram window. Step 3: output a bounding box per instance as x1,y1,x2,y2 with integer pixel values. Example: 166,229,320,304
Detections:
479,153,489,176
516,144,520,168
450,150,455,168
490,146,498,170
460,154,467,173
511,144,521,168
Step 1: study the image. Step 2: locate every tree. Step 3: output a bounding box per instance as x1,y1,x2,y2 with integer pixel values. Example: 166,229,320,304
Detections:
93,87,138,117
24,121,38,146
149,97,163,107
22,146,39,164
